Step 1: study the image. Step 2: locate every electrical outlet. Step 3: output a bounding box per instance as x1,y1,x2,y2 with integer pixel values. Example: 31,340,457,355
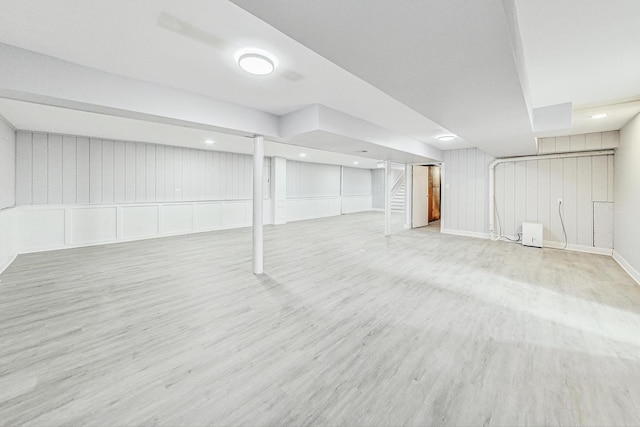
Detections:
557,198,563,205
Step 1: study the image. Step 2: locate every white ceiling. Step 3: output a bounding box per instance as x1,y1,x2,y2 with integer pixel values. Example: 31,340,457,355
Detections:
0,0,639,159
0,0,465,151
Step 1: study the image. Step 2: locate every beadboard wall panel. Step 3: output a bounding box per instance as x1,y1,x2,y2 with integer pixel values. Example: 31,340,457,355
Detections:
286,161,341,198
15,131,271,206
0,119,15,210
342,167,372,196
442,148,494,236
538,131,619,154
494,153,614,249
371,169,385,209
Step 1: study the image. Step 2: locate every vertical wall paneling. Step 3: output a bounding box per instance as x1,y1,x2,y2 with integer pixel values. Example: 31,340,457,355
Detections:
525,160,537,223
513,161,526,236
607,155,614,202
586,133,602,150
563,157,578,244
174,147,183,201
449,150,459,231
124,142,136,202
31,133,48,204
155,145,165,201
47,134,63,204
591,155,608,202
89,138,102,204
135,143,146,202
555,136,571,152
576,156,593,246
76,137,90,204
548,158,564,242
570,134,586,151
146,144,156,202
15,131,274,207
197,150,206,200
102,140,114,204
602,131,619,148
491,153,612,249
0,121,16,210
113,141,126,203
164,146,175,202
536,131,622,155
537,159,550,241
62,135,77,204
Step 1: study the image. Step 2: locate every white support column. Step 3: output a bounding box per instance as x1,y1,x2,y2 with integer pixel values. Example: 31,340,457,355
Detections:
253,135,264,274
404,164,413,229
385,160,391,236
340,165,344,214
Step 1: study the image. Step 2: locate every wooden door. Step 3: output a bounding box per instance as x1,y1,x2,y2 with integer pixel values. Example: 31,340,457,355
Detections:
428,166,441,222
412,166,429,228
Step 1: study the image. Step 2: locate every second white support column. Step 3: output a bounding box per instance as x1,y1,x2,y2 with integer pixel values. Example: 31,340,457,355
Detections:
253,135,264,274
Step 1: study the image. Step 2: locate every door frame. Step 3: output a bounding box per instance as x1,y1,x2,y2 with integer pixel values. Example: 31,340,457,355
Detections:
408,162,444,230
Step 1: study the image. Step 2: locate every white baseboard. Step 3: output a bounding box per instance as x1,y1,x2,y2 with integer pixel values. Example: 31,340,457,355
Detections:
441,228,490,240
613,250,640,286
543,240,613,256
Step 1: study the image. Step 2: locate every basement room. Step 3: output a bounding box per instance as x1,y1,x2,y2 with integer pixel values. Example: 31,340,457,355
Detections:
1,1,640,426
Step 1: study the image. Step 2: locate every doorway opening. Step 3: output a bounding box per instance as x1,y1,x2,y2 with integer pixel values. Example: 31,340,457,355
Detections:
412,164,441,229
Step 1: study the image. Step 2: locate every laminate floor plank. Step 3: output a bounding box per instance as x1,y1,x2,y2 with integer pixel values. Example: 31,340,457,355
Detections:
0,212,639,426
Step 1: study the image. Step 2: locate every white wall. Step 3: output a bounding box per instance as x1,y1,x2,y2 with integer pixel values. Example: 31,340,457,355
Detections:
13,199,272,253
371,169,385,209
0,119,17,272
342,166,372,214
286,160,340,198
15,131,270,206
443,145,614,253
538,131,619,154
286,160,342,221
442,148,494,237
494,153,614,252
0,119,15,210
614,113,640,282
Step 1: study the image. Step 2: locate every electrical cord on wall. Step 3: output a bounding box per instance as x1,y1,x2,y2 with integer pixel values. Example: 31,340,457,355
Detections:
559,200,568,249
493,195,522,242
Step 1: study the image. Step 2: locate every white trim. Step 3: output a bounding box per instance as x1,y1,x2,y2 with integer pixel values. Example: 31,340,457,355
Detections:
441,228,490,240
542,240,613,256
613,250,640,286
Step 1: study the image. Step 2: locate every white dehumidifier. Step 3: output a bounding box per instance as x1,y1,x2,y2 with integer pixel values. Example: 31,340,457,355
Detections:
522,222,543,248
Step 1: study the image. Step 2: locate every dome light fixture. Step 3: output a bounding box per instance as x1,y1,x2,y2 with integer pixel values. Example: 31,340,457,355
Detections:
438,135,456,142
590,113,607,119
235,48,278,76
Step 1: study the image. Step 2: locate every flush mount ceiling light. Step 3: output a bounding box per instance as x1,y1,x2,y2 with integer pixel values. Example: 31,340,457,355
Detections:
590,113,608,119
299,153,306,157
205,139,215,145
235,48,278,75
438,135,456,142
353,161,359,165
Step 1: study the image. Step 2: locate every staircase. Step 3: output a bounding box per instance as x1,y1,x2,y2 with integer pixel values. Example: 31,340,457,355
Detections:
391,182,405,212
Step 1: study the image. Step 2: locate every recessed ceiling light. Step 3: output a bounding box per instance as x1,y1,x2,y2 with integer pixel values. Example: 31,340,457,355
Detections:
300,153,306,157
438,135,456,142
205,139,215,145
590,113,607,119
353,161,359,165
235,48,278,75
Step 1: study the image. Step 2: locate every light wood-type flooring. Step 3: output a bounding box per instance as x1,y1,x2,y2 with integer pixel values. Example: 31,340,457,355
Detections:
1,211,640,426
